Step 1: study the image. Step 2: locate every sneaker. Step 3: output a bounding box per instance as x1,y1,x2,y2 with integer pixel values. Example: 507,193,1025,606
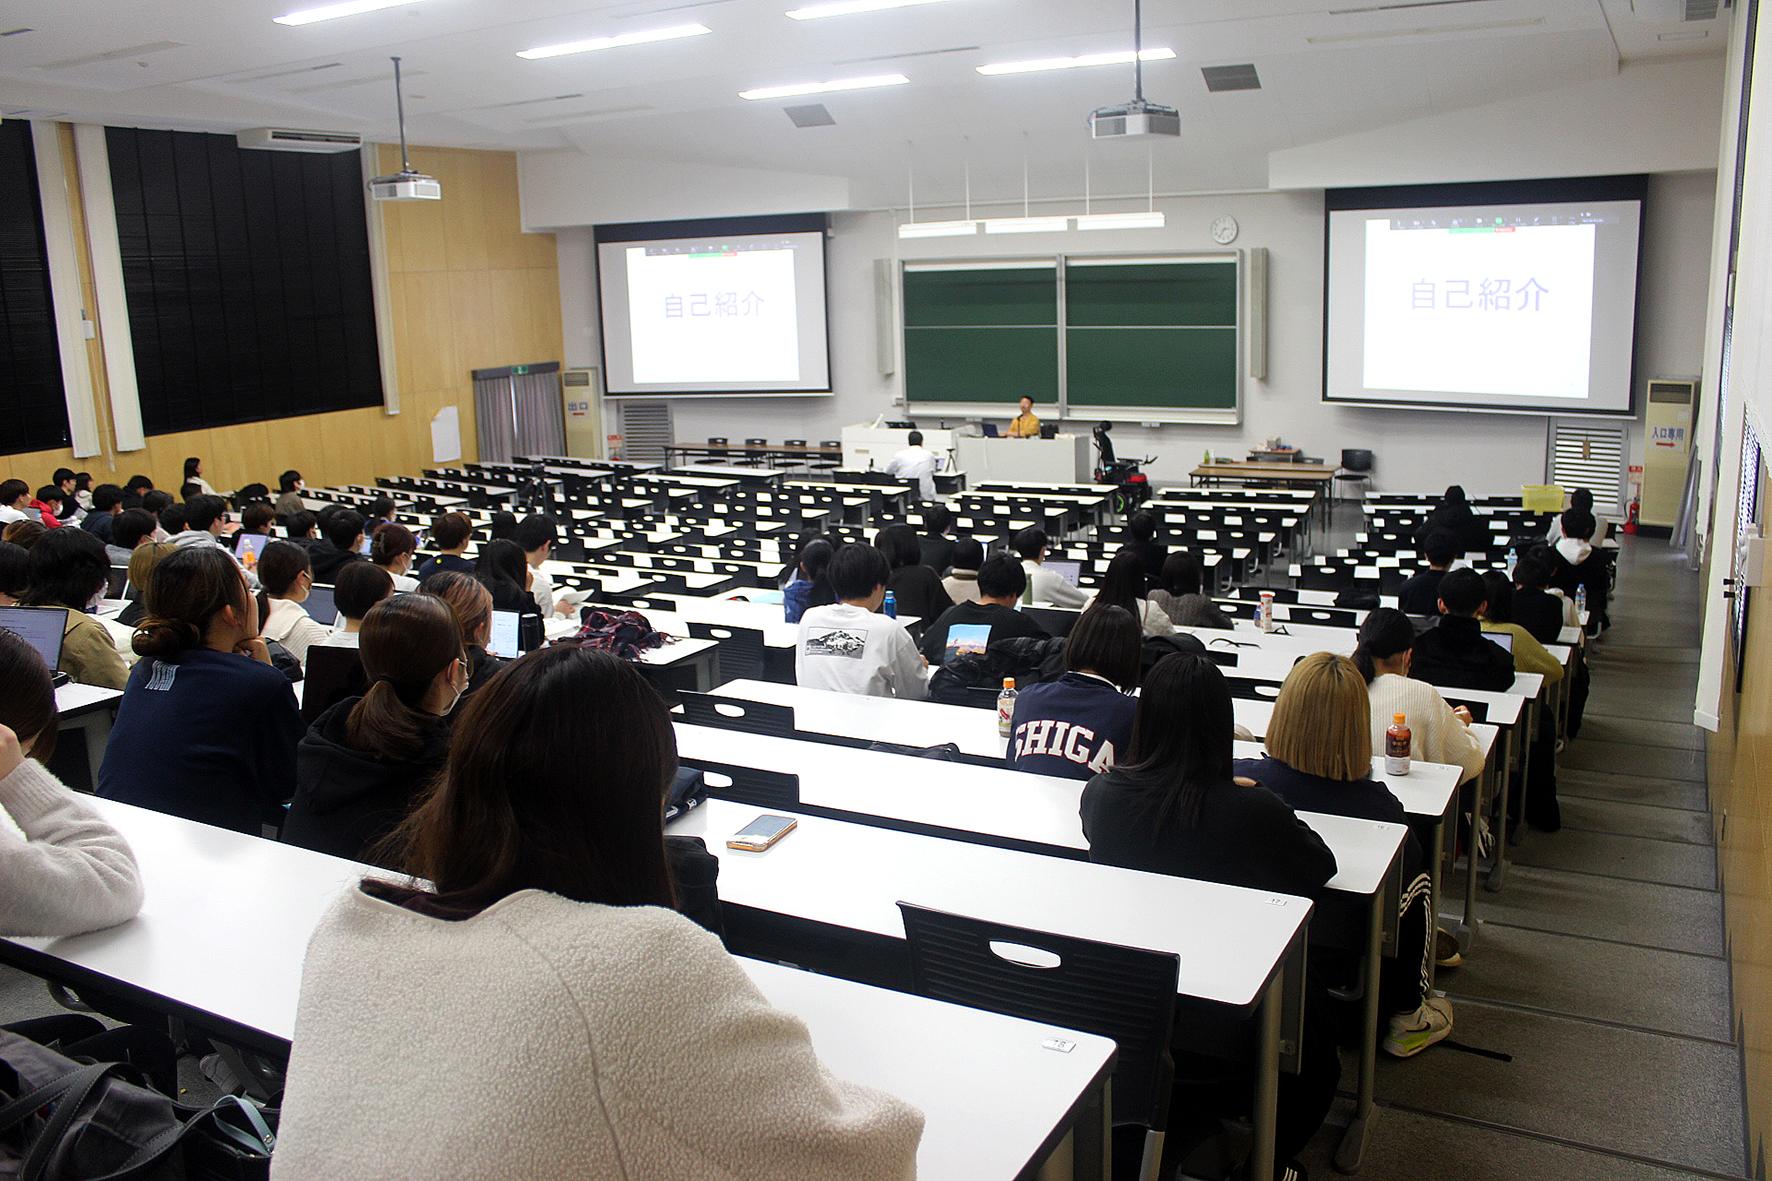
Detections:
1435,927,1464,969
1383,997,1454,1058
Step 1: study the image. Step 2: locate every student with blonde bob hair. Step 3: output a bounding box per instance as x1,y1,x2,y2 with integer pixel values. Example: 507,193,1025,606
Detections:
1235,653,1453,1059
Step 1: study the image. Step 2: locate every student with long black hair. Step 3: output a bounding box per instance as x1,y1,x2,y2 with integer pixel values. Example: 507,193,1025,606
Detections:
1234,653,1453,1058
874,524,952,621
1090,549,1173,636
1080,652,1337,1179
98,545,301,833
274,646,924,1178
783,537,836,623
283,594,467,865
1147,550,1231,629
474,538,541,621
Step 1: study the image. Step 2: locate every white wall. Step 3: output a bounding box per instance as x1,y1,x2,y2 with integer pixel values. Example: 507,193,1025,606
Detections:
522,150,850,230
556,173,1715,493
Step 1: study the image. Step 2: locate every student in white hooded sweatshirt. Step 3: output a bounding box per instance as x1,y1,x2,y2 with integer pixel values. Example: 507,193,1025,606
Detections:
273,646,923,1180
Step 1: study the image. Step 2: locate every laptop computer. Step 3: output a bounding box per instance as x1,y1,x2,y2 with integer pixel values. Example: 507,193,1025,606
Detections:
1045,559,1082,587
1485,630,1515,654
303,585,338,626
0,605,69,673
982,423,1000,438
106,565,130,600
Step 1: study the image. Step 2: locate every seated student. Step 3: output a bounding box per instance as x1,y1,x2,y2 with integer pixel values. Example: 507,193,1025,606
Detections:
273,646,923,1178
283,594,466,866
1352,609,1485,786
1546,487,1609,545
20,528,128,689
415,511,475,582
488,510,519,543
157,502,189,537
423,570,503,694
48,469,79,521
796,544,928,700
285,509,321,552
474,538,542,621
1477,572,1565,686
1549,507,1609,633
918,504,958,574
1092,550,1173,637
182,456,217,499
122,474,155,504
1233,654,1453,1059
168,493,228,548
140,490,175,540
875,524,952,621
28,485,66,529
314,562,396,650
1008,604,1139,779
885,429,939,502
363,495,396,537
258,541,332,666
1147,550,1232,629
105,507,158,568
1409,568,1514,692
1479,570,1570,831
1121,511,1167,591
2,520,43,549
237,501,276,541
275,470,307,519
1080,652,1337,1177
940,538,986,605
179,481,204,504
0,629,144,937
371,522,420,593
118,542,176,628
0,541,24,605
1013,527,1088,608
919,554,1047,664
80,484,124,545
783,538,836,624
1411,484,1487,554
1397,529,1458,616
1511,546,1576,643
0,479,33,525
516,513,571,616
310,508,368,583
97,545,301,834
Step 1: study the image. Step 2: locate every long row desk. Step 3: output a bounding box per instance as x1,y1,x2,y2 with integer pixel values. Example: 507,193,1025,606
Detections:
0,799,1119,1181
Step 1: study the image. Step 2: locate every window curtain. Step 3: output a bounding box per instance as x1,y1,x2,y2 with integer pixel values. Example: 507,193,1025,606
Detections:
472,363,562,464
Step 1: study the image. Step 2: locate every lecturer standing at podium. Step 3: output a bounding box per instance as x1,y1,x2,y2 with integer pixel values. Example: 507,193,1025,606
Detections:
1007,395,1042,439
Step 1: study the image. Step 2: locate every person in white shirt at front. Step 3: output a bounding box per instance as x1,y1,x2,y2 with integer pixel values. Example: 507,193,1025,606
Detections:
0,480,31,526
796,544,929,699
884,429,939,503
1013,526,1088,609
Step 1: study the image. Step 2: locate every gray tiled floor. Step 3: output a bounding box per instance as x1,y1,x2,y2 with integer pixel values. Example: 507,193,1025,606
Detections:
1300,514,1747,1179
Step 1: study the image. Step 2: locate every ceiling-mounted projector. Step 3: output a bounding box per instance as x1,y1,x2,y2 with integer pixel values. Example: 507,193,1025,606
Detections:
368,54,440,202
1090,99,1180,139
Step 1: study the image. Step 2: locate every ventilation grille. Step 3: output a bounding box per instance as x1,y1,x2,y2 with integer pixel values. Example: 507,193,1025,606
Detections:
1550,422,1627,517
1202,63,1261,92
620,401,673,465
785,103,835,128
1685,0,1721,19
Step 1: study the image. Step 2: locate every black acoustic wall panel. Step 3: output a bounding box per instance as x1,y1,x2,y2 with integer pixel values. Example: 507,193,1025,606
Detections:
106,128,382,435
0,121,70,456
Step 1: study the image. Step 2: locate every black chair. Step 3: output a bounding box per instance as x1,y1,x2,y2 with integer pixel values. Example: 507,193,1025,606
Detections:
1287,606,1359,628
677,691,795,737
897,904,1179,1180
1334,449,1374,503
300,645,366,726
697,437,733,467
677,758,800,810
686,622,766,682
1225,677,1282,702
813,440,842,472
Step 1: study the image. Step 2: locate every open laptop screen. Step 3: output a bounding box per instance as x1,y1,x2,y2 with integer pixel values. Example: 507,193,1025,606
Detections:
1044,559,1082,587
303,585,338,626
0,605,68,672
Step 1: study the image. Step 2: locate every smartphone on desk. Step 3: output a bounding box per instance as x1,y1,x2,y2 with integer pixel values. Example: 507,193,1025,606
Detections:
726,814,797,852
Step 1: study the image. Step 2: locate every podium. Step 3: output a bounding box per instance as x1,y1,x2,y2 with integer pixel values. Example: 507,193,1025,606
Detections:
955,434,1090,483
840,424,957,473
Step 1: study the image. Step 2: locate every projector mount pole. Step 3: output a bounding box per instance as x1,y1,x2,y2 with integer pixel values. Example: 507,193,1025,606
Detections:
1133,0,1145,104
392,55,413,175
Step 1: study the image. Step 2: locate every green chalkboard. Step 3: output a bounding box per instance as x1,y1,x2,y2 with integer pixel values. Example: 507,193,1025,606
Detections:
903,265,1059,404
1065,259,1238,409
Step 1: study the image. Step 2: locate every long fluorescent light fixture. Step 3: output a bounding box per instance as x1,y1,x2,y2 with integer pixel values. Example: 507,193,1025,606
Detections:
274,0,423,26
739,73,908,100
787,0,953,17
1074,210,1166,231
518,23,710,60
898,219,979,239
984,215,1070,235
978,47,1175,76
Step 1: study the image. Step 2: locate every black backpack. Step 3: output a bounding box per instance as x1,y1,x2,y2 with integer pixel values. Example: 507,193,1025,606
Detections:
928,635,1066,707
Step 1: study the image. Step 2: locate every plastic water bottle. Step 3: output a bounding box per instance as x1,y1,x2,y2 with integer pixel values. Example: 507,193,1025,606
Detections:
997,677,1018,738
1258,590,1276,633
882,590,897,619
1505,546,1517,579
1575,585,1587,619
1385,713,1412,776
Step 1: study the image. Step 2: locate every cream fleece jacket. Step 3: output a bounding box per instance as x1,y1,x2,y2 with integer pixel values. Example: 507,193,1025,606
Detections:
1366,674,1487,786
273,886,924,1180
0,758,143,936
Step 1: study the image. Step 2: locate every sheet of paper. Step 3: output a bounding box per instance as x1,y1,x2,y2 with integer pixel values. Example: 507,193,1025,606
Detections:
431,405,461,464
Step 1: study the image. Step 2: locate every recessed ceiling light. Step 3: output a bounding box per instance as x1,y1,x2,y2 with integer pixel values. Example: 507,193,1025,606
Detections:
517,23,711,60
977,48,1175,77
273,0,425,27
787,0,953,19
983,215,1071,235
739,73,909,100
898,219,979,239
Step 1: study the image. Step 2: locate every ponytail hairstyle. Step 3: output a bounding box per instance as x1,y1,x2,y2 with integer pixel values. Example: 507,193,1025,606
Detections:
0,627,56,762
347,594,464,762
370,521,417,569
1352,607,1416,684
133,544,250,659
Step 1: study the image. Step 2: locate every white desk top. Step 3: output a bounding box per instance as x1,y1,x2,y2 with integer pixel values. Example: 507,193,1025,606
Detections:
672,464,789,480
6,800,1111,1181
673,723,1407,897
1185,627,1545,702
54,683,125,716
675,797,1311,1009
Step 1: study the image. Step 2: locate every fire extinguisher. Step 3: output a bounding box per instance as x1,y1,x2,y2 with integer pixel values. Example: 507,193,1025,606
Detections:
1624,495,1640,535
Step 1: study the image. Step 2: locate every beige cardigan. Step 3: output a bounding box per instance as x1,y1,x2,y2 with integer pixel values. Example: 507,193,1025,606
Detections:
273,887,924,1180
0,757,143,937
1366,673,1487,785
60,608,128,689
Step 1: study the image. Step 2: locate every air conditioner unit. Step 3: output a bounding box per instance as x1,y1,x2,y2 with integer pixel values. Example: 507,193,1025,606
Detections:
1642,377,1699,528
235,127,364,153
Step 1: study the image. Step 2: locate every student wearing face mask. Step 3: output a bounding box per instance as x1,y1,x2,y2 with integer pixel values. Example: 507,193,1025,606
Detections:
282,594,468,866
